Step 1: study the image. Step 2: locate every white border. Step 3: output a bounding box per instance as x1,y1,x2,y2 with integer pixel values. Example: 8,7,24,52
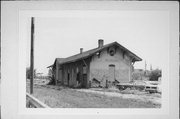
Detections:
2,1,179,119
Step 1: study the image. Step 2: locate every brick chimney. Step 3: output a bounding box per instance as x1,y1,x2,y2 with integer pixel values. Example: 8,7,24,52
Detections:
98,39,104,48
80,48,83,54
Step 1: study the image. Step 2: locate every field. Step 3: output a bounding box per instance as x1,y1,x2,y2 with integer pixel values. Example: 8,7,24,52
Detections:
26,79,161,108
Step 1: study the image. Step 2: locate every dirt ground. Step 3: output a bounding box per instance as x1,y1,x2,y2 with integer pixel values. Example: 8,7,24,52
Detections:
76,88,161,105
26,79,161,108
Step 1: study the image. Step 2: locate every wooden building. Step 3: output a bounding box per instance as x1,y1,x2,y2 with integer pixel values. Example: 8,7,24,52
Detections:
47,39,142,88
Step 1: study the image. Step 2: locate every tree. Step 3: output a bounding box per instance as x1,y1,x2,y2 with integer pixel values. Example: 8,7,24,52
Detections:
48,68,53,77
149,69,162,81
132,72,142,80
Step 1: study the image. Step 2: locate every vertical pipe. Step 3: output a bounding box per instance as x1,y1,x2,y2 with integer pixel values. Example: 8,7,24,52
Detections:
30,17,34,94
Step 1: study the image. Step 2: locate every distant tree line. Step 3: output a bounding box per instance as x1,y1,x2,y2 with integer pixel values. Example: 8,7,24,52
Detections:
26,67,50,79
132,69,162,81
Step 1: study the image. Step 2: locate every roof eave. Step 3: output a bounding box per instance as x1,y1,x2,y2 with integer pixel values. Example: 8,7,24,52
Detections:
47,65,53,68
114,42,142,62
59,55,92,65
135,58,142,62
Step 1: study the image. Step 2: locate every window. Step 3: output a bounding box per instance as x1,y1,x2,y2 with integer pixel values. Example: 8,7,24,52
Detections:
76,67,79,73
108,47,116,56
109,64,115,67
110,50,115,56
83,65,87,74
96,52,100,58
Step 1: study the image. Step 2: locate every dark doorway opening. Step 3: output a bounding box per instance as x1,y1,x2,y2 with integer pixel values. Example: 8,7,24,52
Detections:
76,72,81,86
82,65,87,88
67,73,70,86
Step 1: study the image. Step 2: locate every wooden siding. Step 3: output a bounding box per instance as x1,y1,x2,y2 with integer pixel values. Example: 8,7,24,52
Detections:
55,58,91,88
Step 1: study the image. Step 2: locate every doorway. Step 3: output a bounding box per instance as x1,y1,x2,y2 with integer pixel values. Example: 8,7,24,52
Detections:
108,64,115,82
82,65,87,88
67,73,70,86
76,72,80,86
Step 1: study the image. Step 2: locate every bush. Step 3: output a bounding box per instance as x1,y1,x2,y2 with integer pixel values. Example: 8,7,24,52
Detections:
149,69,161,81
47,76,55,85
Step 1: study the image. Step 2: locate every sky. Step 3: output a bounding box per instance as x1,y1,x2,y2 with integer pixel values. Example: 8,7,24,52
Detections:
26,11,169,75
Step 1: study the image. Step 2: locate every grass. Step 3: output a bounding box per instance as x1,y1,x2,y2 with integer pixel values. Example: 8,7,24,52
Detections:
26,83,160,108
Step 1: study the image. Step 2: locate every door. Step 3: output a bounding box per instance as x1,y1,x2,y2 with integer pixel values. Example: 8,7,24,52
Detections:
76,72,80,85
67,73,70,86
58,69,62,84
109,64,115,82
82,65,87,88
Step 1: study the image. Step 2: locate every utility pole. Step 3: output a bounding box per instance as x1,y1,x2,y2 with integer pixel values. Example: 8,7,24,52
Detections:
30,17,34,94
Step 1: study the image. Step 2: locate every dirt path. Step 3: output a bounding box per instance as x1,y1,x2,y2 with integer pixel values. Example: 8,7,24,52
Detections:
75,88,161,105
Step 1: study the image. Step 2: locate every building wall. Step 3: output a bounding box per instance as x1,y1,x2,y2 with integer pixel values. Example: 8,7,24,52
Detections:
89,47,133,87
57,58,91,88
54,46,134,88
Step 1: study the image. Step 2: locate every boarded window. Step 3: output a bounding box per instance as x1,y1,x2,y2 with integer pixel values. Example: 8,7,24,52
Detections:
108,64,115,82
83,65,87,74
76,67,79,73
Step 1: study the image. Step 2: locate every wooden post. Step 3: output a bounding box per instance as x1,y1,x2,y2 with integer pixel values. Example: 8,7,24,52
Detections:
30,17,34,94
55,60,58,85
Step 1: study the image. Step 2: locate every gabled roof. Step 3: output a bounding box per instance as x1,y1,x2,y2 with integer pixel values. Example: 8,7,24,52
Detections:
47,41,142,68
47,58,64,68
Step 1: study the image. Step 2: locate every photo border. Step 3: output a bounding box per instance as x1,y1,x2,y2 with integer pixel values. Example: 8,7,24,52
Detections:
1,1,179,119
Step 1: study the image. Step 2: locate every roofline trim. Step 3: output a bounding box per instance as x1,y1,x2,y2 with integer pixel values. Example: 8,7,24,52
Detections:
49,41,142,66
